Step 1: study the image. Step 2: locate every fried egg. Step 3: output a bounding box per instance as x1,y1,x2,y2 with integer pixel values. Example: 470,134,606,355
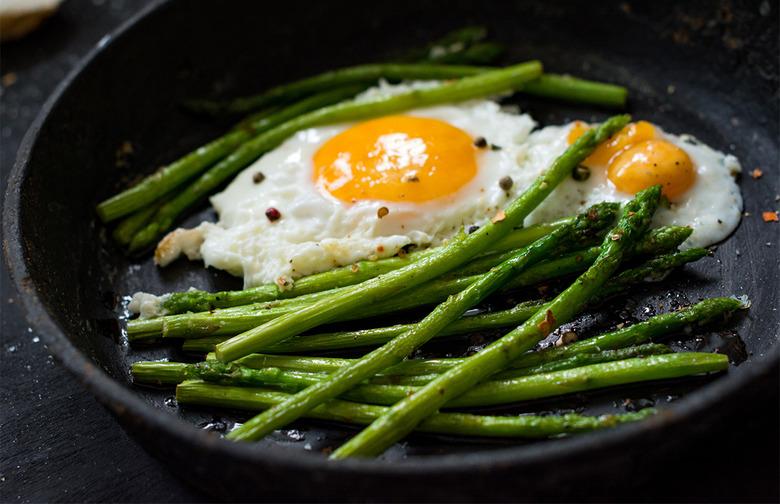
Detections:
155,83,742,290
520,120,743,249
155,83,537,288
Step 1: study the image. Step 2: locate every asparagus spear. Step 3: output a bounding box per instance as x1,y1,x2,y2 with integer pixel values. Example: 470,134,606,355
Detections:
223,201,617,442
127,61,544,251
132,343,673,387
149,217,572,315
328,185,660,458
186,63,489,117
145,245,707,346
214,114,629,363
97,86,363,224
129,226,695,343
522,74,627,107
175,380,659,438
225,343,673,380
378,344,675,385
197,68,626,118
187,220,684,316
179,299,546,352
183,296,738,371
168,352,726,410
495,296,741,369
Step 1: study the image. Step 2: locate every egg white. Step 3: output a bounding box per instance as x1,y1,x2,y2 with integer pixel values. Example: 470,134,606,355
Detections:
158,88,537,289
518,123,743,249
155,82,742,290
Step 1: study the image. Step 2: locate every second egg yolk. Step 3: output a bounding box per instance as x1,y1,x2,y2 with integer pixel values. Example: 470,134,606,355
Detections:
313,116,478,203
568,120,695,200
608,140,695,200
568,120,656,166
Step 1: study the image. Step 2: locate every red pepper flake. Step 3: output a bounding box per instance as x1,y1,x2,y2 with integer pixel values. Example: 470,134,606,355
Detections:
438,387,445,395
491,209,506,223
751,169,764,179
763,211,779,222
265,207,281,221
377,246,385,253
351,263,360,273
377,206,389,219
537,285,549,293
537,309,556,337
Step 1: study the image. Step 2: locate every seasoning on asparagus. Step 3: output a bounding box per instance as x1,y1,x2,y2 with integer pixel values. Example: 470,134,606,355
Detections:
223,202,617,442
214,114,630,364
328,185,661,458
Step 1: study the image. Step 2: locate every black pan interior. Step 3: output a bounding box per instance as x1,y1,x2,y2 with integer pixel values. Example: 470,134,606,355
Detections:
4,0,778,501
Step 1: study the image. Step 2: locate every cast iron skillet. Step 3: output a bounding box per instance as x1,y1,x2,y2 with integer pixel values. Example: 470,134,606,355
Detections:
4,0,778,501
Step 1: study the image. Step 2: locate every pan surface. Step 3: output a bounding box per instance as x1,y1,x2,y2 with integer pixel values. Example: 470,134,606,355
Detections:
4,0,778,501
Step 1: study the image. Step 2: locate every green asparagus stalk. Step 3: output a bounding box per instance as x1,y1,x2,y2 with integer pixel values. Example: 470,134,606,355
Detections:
127,61,544,251
376,344,675,386
214,114,629,364
223,201,617,442
132,342,672,387
111,196,169,246
169,352,726,411
179,272,718,354
226,342,672,381
195,67,625,118
97,86,363,224
179,299,547,352
218,221,686,317
96,127,250,224
152,217,573,315
130,227,694,343
186,64,488,117
522,74,627,107
141,244,706,346
220,297,741,375
329,185,660,458
175,380,659,438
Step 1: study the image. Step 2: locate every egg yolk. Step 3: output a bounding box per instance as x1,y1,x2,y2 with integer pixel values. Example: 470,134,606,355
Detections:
313,115,478,203
608,140,694,200
568,120,695,200
568,120,656,166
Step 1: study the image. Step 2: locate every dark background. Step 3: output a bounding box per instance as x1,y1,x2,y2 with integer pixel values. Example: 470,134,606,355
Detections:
1,1,777,502
1,1,208,501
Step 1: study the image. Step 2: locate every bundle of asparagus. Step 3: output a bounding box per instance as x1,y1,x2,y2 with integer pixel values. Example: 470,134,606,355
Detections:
124,113,744,456
97,29,744,457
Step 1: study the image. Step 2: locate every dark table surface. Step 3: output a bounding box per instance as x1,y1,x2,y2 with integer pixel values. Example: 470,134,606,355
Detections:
1,2,777,503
